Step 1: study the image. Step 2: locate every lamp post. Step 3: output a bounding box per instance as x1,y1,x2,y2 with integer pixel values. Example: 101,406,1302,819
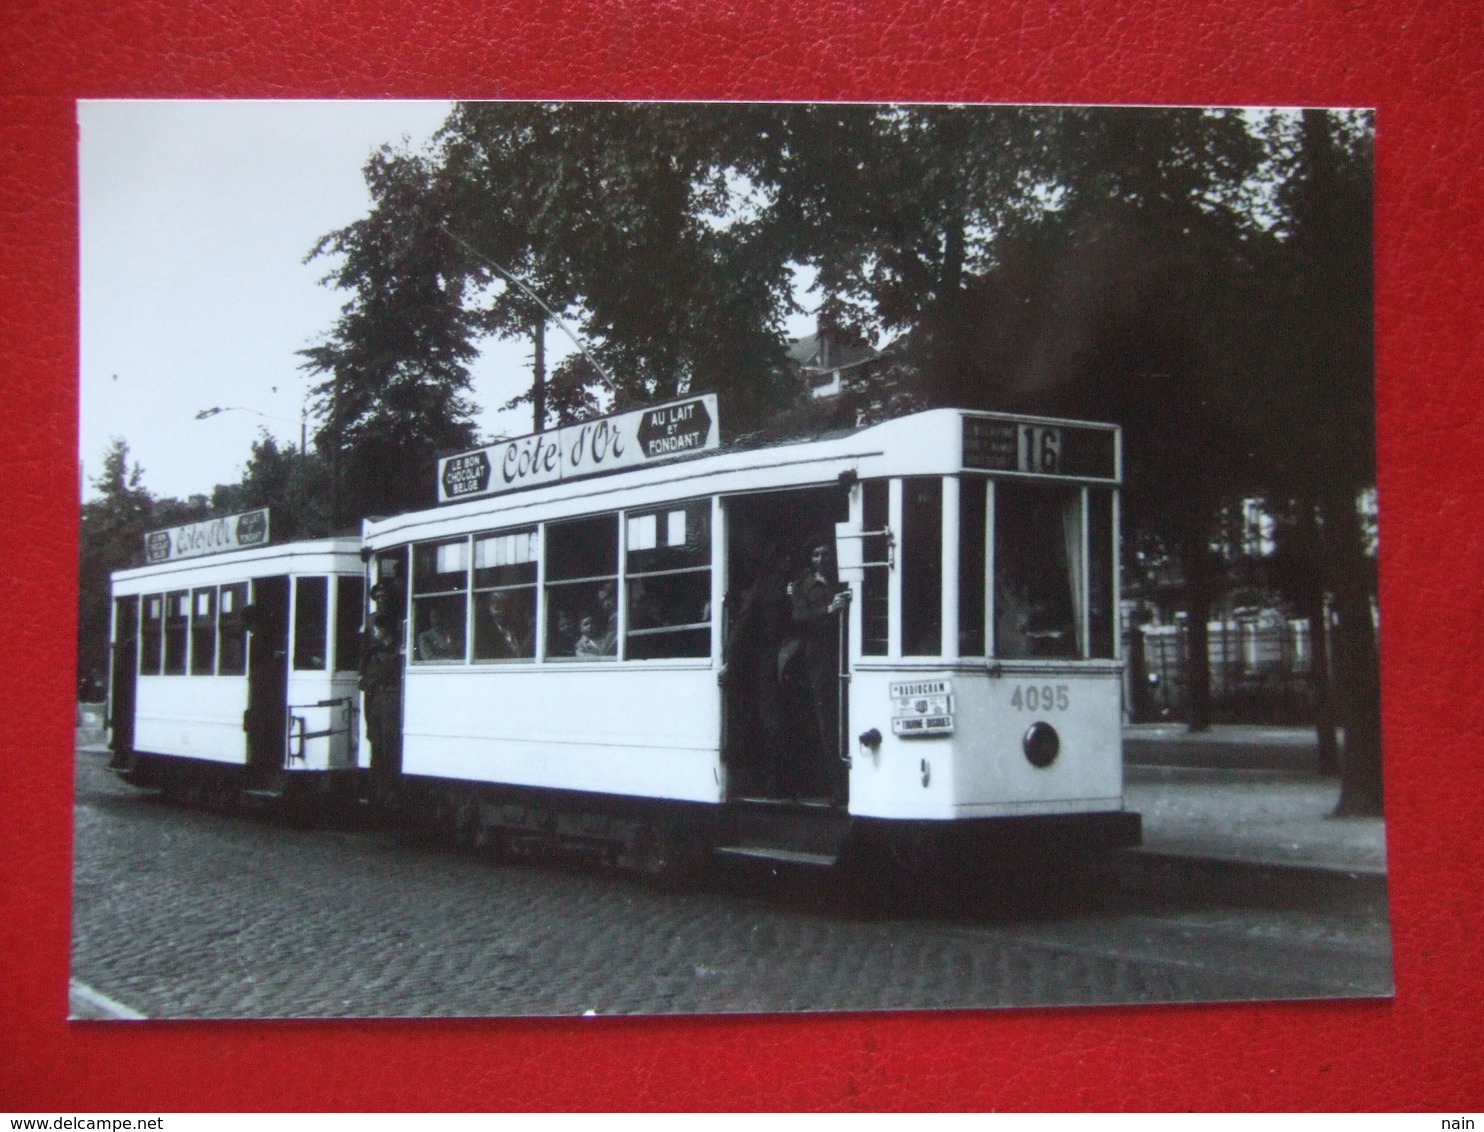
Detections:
194,404,308,455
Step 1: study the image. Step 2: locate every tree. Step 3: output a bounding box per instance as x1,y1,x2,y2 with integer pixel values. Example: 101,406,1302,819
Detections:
436,102,808,435
1246,109,1381,814
301,146,482,521
208,431,331,542
76,440,158,699
762,104,1052,408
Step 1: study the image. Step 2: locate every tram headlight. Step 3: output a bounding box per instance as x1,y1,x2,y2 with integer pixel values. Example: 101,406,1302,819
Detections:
1022,722,1060,769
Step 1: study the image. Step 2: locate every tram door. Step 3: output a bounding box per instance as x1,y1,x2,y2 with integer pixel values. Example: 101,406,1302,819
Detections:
108,595,138,761
245,575,290,779
722,487,851,805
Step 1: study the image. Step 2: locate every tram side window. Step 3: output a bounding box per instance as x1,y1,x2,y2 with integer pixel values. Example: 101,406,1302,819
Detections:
545,515,618,660
334,576,366,673
861,481,889,656
994,482,1081,659
472,528,537,661
163,590,189,675
190,587,217,675
218,583,249,676
902,477,942,656
625,500,711,660
140,594,164,675
412,539,469,664
958,477,987,656
294,576,329,670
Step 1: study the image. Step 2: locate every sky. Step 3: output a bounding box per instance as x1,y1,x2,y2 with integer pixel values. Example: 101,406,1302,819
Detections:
78,100,575,502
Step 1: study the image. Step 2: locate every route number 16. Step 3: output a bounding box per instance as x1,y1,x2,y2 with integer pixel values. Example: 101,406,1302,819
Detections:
1018,425,1062,474
1011,684,1070,711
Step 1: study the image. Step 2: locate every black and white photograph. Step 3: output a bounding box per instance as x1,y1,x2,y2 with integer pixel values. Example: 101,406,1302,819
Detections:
72,100,1389,1021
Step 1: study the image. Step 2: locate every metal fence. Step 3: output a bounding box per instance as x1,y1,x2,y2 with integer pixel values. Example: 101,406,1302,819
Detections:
1127,620,1320,723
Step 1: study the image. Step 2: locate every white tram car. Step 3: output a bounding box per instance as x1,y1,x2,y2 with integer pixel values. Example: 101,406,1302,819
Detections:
361,402,1139,869
106,521,366,803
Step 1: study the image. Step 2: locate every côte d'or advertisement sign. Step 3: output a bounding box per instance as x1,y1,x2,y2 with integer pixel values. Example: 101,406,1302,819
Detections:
438,394,719,505
143,508,270,564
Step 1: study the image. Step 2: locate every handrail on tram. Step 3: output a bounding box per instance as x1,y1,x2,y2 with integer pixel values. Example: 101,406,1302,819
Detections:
836,525,895,573
286,695,357,763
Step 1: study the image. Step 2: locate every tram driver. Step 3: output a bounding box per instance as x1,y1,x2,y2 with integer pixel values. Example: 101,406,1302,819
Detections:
788,536,850,806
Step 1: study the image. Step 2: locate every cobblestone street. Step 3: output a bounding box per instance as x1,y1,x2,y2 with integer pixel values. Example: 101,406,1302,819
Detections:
70,749,1392,1019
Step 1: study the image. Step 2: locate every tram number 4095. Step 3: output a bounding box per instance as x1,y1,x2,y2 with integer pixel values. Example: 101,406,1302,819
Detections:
1010,684,1071,712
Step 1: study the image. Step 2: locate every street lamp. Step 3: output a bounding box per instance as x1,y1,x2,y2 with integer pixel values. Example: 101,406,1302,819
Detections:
195,404,308,455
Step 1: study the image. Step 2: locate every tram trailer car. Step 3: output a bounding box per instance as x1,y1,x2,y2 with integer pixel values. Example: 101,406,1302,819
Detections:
362,404,1140,873
107,533,366,806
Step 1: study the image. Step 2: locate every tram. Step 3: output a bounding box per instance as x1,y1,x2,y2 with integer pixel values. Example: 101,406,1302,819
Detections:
359,398,1140,870
106,513,365,804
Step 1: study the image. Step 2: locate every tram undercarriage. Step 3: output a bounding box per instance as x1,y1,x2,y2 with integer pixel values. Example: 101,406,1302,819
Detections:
109,748,361,813
399,772,1140,881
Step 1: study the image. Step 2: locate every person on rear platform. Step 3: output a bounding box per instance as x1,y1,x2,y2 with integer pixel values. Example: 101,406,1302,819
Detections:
788,537,850,807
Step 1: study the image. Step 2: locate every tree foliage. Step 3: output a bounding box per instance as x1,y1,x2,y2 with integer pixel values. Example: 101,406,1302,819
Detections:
300,148,482,521
435,102,808,432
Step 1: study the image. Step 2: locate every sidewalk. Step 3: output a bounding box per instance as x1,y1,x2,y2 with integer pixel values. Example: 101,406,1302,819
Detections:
1124,724,1387,877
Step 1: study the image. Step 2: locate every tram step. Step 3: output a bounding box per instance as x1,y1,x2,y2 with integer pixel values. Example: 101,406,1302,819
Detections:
713,844,839,867
716,801,852,866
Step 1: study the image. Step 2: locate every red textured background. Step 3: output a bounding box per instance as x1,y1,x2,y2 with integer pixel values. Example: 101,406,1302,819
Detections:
3,0,1481,1112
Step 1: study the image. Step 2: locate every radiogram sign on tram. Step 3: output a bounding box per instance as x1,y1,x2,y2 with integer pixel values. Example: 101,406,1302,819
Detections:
438,394,719,504
143,508,270,564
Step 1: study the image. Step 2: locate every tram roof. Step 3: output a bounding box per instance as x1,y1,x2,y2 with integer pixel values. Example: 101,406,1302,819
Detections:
111,536,363,592
363,407,1119,549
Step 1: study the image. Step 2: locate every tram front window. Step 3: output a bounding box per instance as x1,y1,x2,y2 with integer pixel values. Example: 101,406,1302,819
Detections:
294,576,329,670
902,477,943,656
334,576,365,672
994,482,1082,660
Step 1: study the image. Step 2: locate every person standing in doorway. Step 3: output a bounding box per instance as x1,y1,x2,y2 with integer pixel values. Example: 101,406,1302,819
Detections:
789,537,850,806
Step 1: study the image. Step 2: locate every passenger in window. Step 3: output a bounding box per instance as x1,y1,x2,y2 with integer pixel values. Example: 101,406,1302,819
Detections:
627,577,662,631
550,607,579,658
416,605,460,661
574,614,605,658
788,537,850,805
995,579,1034,659
480,591,533,659
592,582,618,654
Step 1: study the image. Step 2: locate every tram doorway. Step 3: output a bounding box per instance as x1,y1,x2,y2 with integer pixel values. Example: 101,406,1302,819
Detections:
722,487,851,806
108,595,138,762
244,575,289,783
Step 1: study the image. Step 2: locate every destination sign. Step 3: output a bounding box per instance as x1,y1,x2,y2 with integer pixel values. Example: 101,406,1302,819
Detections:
962,416,1117,481
437,394,720,504
143,508,270,564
